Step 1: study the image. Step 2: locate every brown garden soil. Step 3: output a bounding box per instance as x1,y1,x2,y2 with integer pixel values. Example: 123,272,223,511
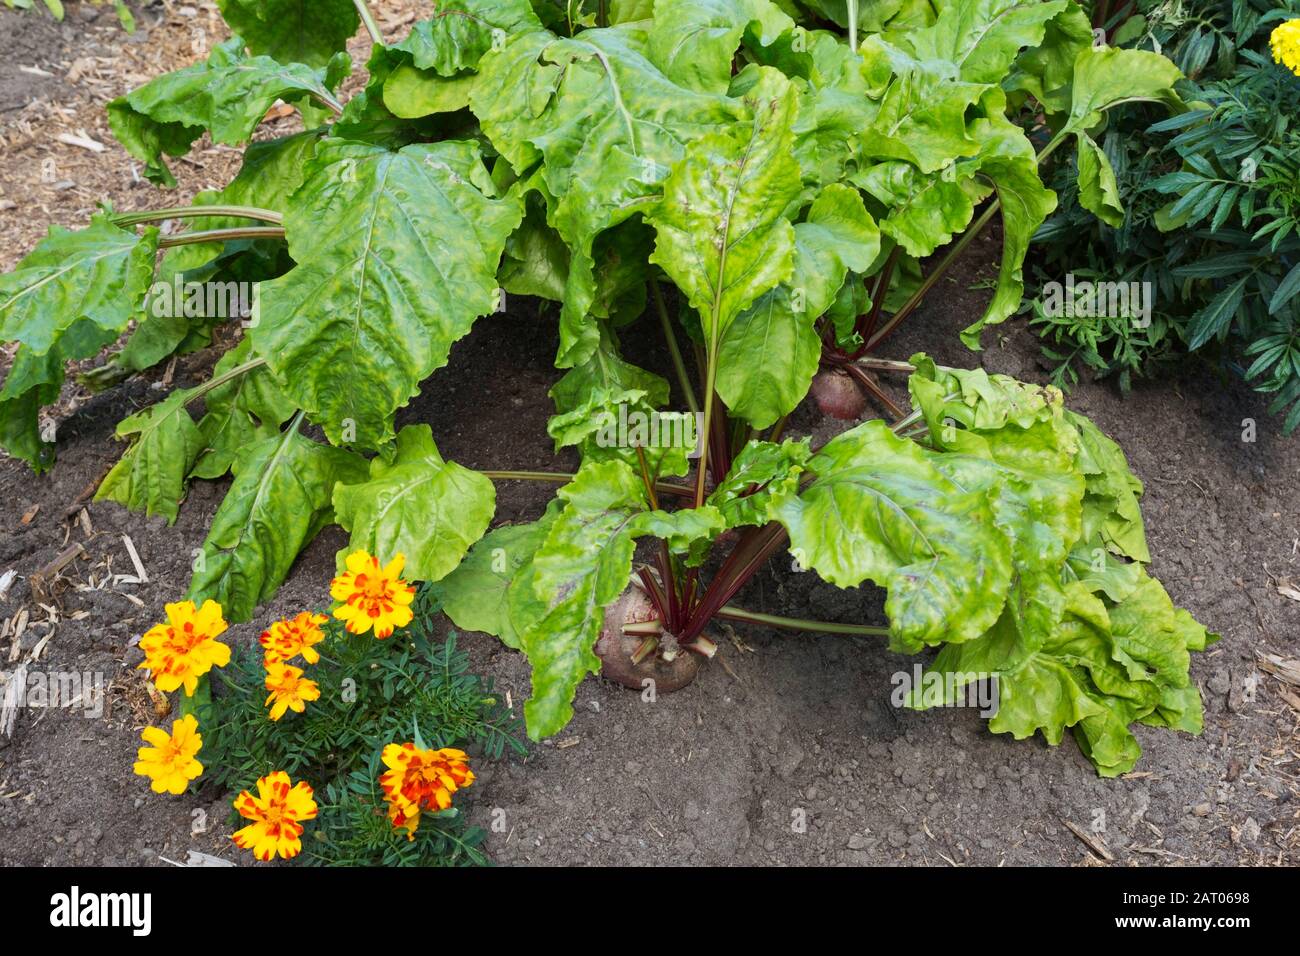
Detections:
1,1,1298,867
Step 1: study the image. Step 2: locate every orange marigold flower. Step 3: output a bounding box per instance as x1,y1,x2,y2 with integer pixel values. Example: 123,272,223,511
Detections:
231,771,318,861
132,714,203,795
260,611,328,665
137,600,231,696
263,661,321,721
329,550,415,639
379,742,474,839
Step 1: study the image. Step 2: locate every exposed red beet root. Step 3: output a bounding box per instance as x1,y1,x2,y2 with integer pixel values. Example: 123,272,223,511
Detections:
595,586,701,694
810,368,867,420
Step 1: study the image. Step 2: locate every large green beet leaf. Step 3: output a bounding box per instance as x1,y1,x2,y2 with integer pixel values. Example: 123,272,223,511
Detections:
773,419,1014,652
215,0,359,68
472,23,748,365
108,36,349,186
0,214,159,470
250,139,523,449
333,424,496,582
96,388,206,524
647,67,803,356
716,183,879,428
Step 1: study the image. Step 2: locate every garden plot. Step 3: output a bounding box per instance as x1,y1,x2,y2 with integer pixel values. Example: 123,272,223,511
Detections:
0,1,1297,867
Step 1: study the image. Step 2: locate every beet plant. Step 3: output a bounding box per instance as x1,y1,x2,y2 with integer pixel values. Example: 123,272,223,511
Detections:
0,0,1215,775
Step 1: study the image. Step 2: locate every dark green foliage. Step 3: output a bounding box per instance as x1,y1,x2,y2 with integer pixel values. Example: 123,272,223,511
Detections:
1030,0,1300,429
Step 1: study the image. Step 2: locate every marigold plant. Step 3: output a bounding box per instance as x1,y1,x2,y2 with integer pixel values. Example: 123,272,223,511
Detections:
152,568,524,866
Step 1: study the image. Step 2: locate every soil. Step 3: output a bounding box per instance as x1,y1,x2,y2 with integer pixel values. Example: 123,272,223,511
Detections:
1,2,1298,868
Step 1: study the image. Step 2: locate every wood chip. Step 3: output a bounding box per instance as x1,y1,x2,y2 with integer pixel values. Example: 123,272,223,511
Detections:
65,57,95,84
8,608,29,661
62,462,114,519
1064,820,1115,862
1,663,27,737
161,851,236,868
1276,577,1300,603
28,542,84,603
120,534,149,584
56,131,106,153
383,8,418,29
0,570,15,603
20,504,39,525
27,626,55,663
1258,652,1300,687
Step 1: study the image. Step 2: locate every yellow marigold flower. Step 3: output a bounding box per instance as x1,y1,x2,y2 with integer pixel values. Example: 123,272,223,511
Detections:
1272,18,1300,76
379,742,474,839
329,550,415,639
263,661,321,721
132,714,203,795
260,611,328,665
137,599,231,696
231,771,318,861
